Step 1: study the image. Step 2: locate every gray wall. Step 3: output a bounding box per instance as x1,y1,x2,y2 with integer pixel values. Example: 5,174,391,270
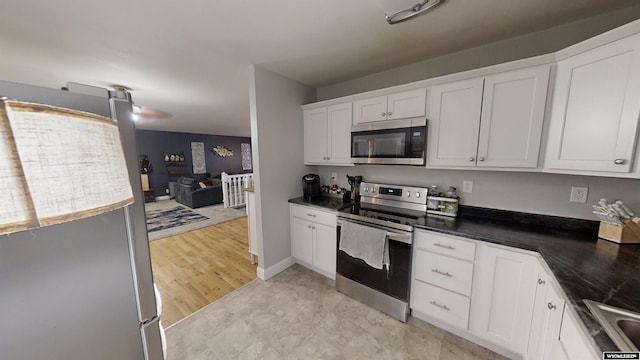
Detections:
316,166,640,220
314,8,640,221
249,65,316,274
318,5,640,101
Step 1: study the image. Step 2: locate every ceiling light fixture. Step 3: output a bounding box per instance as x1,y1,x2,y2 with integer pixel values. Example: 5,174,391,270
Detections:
384,0,444,24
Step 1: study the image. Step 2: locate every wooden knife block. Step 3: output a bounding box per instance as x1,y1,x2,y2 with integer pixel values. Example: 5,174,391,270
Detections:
598,219,640,244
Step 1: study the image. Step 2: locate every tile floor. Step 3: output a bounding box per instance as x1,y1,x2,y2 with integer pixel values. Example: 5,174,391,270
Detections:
166,264,508,360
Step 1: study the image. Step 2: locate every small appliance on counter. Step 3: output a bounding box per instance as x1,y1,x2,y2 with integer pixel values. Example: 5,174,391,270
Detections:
426,185,459,217
302,174,321,200
592,199,640,244
346,174,363,203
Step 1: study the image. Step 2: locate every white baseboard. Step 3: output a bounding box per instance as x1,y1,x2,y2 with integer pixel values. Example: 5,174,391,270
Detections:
257,256,295,280
410,309,521,360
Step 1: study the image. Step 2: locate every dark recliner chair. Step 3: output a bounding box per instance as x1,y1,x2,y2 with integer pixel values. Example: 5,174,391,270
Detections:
174,177,223,209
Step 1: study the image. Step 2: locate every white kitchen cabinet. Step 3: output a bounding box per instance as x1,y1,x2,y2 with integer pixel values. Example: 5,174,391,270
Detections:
527,266,566,360
477,66,549,168
312,222,336,277
428,66,549,168
470,243,538,354
411,230,475,331
290,216,313,265
551,304,599,360
545,33,640,173
427,78,484,167
289,204,337,279
303,107,328,164
303,103,353,166
353,88,426,125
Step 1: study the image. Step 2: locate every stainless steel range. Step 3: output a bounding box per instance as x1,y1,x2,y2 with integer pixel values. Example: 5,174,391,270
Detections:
336,182,428,322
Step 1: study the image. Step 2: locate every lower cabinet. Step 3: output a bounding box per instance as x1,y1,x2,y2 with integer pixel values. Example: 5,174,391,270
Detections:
470,243,539,354
552,305,599,360
411,230,601,359
411,230,476,331
527,266,566,360
289,204,337,279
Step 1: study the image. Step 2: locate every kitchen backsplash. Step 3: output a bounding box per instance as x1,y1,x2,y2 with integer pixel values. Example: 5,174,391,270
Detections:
317,166,640,221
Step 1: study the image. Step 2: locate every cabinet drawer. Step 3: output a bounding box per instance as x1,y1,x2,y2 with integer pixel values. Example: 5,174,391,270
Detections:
414,250,474,296
412,281,470,330
415,230,476,261
290,204,336,227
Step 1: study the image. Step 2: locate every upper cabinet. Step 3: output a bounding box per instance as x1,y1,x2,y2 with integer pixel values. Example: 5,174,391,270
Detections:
303,103,353,166
427,66,550,168
353,88,426,125
545,33,640,174
427,78,484,167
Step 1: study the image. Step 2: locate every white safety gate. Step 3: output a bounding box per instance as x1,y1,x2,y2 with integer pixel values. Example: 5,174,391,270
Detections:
221,172,254,208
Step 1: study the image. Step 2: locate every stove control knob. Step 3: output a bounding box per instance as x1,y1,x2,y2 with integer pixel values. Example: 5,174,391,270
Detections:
373,187,377,193
406,192,411,197
364,186,369,192
415,192,421,198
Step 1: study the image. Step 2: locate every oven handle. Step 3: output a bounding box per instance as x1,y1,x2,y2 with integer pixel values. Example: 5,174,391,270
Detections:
337,219,413,245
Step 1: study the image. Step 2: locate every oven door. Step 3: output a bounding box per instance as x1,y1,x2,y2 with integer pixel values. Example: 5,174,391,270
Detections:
336,219,412,302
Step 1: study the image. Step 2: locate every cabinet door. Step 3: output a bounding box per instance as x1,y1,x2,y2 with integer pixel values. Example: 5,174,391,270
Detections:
387,88,426,120
353,95,387,124
427,78,484,167
470,244,538,353
313,222,337,279
290,217,313,265
556,305,598,360
327,103,353,165
542,283,567,360
545,33,640,173
303,108,328,164
478,66,549,168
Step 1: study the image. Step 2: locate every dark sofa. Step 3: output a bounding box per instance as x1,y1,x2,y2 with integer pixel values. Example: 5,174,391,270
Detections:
174,177,223,209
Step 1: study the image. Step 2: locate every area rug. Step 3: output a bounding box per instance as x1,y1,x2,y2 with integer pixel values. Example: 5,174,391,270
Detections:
145,200,246,241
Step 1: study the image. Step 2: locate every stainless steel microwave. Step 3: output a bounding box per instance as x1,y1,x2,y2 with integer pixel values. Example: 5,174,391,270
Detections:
351,118,427,165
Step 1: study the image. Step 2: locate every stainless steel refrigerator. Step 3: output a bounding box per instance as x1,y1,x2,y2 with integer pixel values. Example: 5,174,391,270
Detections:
0,80,165,360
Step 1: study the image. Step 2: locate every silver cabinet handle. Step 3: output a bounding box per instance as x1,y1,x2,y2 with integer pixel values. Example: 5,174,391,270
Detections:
469,157,475,162
478,157,485,161
307,225,312,229
327,157,330,160
306,213,317,217
429,301,450,311
548,302,557,310
381,112,386,117
387,112,392,116
538,278,545,285
614,159,626,165
433,243,455,250
432,269,452,277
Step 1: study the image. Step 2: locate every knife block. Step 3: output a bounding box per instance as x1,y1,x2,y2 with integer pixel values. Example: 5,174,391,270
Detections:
598,219,640,244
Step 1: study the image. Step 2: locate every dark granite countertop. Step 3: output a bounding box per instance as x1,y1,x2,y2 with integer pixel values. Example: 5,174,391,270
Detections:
288,196,353,212
416,209,640,353
288,199,640,352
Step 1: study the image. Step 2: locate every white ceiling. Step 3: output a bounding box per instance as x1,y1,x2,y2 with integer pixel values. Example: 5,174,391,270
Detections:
0,0,638,137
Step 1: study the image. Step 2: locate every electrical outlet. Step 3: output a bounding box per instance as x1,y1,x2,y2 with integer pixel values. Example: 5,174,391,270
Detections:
462,180,473,193
331,172,337,180
570,186,588,203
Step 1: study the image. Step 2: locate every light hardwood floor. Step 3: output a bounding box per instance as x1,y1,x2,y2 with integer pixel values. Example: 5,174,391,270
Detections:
149,217,257,327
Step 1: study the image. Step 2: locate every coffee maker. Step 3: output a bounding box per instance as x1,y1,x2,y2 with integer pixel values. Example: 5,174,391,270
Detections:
346,174,363,203
302,174,321,200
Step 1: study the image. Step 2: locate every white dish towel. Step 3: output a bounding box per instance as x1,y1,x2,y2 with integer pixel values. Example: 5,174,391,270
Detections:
339,220,389,270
